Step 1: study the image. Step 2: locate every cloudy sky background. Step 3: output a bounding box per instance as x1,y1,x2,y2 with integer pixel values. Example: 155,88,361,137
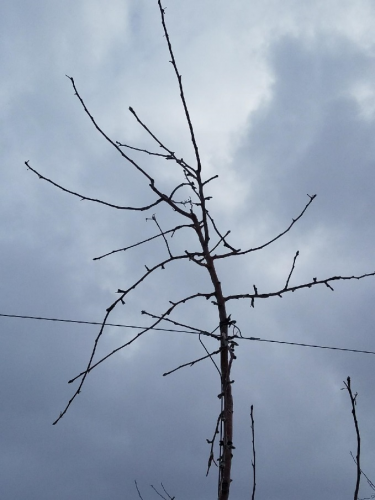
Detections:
1,0,375,498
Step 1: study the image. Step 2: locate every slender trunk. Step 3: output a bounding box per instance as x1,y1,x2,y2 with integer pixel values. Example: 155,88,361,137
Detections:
206,254,233,500
192,214,234,499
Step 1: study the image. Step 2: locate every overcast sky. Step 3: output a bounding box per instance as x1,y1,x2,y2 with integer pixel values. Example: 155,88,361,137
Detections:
1,0,375,499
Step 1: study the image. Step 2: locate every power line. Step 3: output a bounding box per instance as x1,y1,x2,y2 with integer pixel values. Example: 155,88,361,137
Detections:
243,337,375,356
1,312,375,356
0,313,193,334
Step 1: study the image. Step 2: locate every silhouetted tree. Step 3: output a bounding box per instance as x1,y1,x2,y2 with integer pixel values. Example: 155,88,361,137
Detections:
25,2,375,498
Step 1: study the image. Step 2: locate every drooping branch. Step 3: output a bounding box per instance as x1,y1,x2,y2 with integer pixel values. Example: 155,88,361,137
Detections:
25,161,163,211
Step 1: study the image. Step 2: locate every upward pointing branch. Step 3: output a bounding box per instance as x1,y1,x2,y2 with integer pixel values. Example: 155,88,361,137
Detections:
157,1,202,174
343,377,361,500
157,2,211,246
66,75,155,183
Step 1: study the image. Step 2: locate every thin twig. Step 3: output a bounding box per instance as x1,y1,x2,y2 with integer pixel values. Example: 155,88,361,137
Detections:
66,290,216,387
25,161,162,211
142,310,220,339
157,1,201,174
161,482,175,500
284,250,299,289
206,211,240,253
135,480,145,500
148,214,173,258
66,76,154,182
156,2,211,246
151,484,168,500
343,377,361,500
213,194,316,259
93,223,193,260
250,405,256,500
128,106,196,177
55,283,213,422
163,348,222,376
206,412,222,476
350,452,375,494
116,141,169,158
199,334,221,375
66,75,194,220
202,174,219,186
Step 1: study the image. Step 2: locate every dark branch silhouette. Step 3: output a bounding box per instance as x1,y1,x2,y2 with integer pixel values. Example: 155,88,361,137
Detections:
26,1,375,499
25,160,162,211
250,405,256,500
343,377,361,500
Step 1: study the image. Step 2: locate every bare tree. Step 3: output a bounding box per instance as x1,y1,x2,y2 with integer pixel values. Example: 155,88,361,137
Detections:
25,2,375,499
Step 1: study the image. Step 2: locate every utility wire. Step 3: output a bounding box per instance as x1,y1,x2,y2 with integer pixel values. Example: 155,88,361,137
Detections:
242,336,375,356
1,313,375,356
0,313,193,334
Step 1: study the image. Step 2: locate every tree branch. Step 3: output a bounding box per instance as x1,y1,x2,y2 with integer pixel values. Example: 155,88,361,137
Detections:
225,272,375,308
128,106,196,177
93,223,194,261
25,161,163,211
147,214,173,258
157,1,201,174
213,194,316,260
141,310,220,340
250,405,256,500
135,480,145,500
116,141,170,158
284,250,299,289
206,411,222,476
162,347,222,376
66,75,155,182
343,377,361,500
65,290,215,388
